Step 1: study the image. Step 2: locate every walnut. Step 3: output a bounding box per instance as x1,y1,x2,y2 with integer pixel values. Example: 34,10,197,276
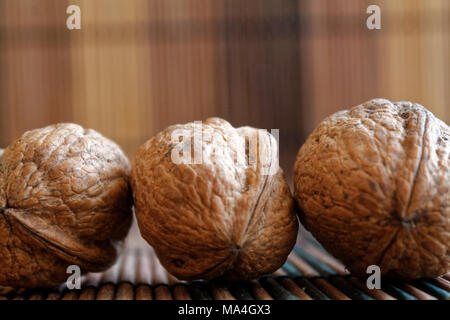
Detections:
0,123,133,288
294,99,449,279
132,118,298,280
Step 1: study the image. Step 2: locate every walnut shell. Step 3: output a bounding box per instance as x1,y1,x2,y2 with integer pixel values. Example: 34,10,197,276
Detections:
294,99,449,279
0,123,132,288
132,118,298,280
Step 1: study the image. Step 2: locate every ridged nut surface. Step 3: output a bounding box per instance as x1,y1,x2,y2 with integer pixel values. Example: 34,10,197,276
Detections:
132,118,298,280
294,99,449,279
0,123,132,288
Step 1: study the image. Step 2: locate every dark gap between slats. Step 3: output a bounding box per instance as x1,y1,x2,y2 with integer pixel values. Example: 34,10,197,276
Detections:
294,277,330,300
295,247,373,300
328,276,373,300
187,281,213,300
382,282,418,300
226,282,254,300
259,276,299,300
410,280,450,300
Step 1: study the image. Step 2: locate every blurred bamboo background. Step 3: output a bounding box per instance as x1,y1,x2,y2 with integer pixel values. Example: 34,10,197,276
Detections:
0,0,449,176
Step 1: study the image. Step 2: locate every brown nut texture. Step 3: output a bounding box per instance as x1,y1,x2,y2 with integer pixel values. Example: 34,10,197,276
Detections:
294,99,449,279
132,118,298,281
0,123,132,288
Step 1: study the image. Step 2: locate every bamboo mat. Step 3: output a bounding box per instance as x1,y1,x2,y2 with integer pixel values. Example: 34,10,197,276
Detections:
1,231,449,301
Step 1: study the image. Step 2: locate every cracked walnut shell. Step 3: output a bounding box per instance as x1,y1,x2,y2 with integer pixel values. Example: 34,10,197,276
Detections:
132,118,298,280
0,123,133,288
294,99,449,279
